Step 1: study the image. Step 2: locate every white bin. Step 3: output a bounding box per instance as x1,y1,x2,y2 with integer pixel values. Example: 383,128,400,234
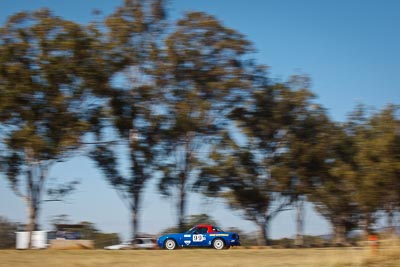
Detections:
16,231,48,249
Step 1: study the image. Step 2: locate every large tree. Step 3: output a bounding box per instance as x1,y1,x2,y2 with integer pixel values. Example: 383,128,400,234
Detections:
0,9,108,247
198,77,324,245
270,77,333,246
349,105,400,235
311,105,399,242
89,0,166,239
308,122,360,244
156,12,253,231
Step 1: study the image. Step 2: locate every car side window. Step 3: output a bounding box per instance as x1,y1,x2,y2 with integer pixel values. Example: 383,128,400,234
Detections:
197,227,208,234
188,228,197,234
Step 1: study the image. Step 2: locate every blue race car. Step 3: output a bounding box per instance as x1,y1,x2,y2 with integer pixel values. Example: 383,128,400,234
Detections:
157,224,240,250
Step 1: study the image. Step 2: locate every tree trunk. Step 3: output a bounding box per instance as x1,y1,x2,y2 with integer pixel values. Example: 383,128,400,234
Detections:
26,199,38,248
387,210,396,238
131,192,141,240
360,214,374,238
131,206,138,240
178,176,186,232
15,151,48,249
129,142,145,240
257,220,270,246
26,165,38,249
295,197,305,247
333,220,346,245
362,222,369,241
178,140,190,233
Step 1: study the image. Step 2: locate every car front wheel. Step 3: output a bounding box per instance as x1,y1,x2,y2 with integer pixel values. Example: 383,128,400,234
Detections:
212,238,225,250
164,239,177,250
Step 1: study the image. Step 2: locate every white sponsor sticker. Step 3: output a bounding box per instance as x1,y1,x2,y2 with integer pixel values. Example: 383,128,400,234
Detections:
184,240,191,245
184,235,191,237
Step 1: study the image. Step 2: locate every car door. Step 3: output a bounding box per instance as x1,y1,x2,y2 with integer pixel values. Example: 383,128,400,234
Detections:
183,227,208,247
191,227,208,247
182,228,195,247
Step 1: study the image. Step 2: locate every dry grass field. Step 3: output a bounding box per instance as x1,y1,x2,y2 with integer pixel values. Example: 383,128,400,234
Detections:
0,247,399,267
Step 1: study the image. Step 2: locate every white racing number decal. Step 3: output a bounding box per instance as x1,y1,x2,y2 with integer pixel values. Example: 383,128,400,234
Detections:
192,234,205,242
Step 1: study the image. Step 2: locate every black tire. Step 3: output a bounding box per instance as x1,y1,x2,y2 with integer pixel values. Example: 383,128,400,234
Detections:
164,239,177,250
212,238,225,250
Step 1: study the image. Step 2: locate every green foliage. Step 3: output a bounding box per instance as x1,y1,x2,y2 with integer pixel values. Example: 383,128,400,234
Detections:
156,11,254,231
350,105,400,232
49,214,72,228
307,123,360,243
88,0,167,240
0,216,19,249
197,76,326,245
269,235,331,248
224,227,259,247
1,0,399,249
75,221,120,248
0,9,111,238
93,232,120,249
0,9,95,159
309,105,400,242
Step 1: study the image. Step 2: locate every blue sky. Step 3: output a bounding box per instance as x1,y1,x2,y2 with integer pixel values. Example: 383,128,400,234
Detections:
0,0,399,239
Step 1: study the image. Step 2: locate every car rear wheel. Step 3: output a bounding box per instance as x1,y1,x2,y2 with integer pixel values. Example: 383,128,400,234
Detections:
164,239,177,250
212,238,225,250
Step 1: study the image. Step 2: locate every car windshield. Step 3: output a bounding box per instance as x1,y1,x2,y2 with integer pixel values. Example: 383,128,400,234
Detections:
212,226,224,232
185,227,196,234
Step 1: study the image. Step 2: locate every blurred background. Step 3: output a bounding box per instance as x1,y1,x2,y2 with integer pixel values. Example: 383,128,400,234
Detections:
0,0,399,249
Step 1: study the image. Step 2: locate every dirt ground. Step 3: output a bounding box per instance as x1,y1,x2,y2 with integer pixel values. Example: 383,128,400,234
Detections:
0,247,399,267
